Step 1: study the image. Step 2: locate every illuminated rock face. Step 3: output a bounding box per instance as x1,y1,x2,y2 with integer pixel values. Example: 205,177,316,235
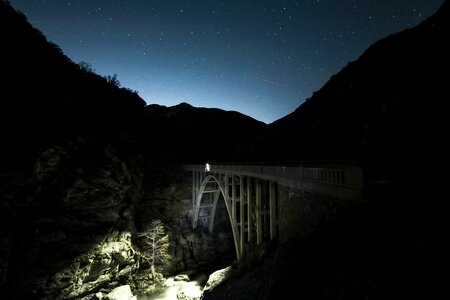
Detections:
0,137,234,299
49,231,138,299
1,137,144,299
106,285,134,300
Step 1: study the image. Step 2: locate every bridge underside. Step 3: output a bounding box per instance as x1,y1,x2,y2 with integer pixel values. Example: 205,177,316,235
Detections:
191,170,278,261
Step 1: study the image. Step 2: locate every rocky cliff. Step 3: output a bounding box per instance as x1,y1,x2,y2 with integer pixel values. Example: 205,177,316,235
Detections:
0,2,146,297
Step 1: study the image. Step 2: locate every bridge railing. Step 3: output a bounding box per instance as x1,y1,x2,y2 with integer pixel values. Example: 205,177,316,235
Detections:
184,164,363,189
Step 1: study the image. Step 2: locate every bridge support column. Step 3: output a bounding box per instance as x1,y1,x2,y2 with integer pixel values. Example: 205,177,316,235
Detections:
224,174,230,207
269,181,277,240
247,177,252,243
239,176,245,258
256,179,262,245
192,170,197,207
231,175,236,221
208,188,220,233
224,174,241,261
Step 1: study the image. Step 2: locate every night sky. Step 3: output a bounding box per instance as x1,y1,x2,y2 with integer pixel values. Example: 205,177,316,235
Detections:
9,0,445,123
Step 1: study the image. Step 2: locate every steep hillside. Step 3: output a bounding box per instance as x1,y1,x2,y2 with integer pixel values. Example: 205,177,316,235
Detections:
0,1,264,298
0,1,148,298
264,0,450,182
0,1,146,155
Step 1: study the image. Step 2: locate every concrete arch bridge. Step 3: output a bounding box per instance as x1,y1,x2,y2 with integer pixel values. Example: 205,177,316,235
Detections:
184,163,364,261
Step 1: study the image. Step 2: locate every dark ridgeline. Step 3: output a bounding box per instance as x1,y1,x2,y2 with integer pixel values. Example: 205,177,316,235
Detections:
0,0,449,298
264,0,450,182
144,102,266,164
0,2,146,155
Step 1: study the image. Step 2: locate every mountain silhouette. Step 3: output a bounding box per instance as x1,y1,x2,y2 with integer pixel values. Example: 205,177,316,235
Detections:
264,0,450,182
0,1,264,163
0,0,147,160
144,102,266,163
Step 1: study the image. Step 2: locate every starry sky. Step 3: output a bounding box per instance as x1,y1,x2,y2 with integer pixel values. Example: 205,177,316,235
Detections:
9,0,445,123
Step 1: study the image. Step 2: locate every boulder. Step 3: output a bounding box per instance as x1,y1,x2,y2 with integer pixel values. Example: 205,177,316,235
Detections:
105,285,134,300
174,274,190,281
202,266,232,294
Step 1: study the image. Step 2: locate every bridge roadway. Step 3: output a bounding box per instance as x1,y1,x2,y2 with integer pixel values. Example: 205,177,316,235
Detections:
184,163,364,261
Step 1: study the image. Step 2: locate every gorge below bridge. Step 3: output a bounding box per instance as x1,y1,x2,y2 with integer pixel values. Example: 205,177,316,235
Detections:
184,162,364,261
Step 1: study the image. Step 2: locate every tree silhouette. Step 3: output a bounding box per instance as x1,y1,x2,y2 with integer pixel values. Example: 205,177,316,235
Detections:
105,73,121,87
78,61,95,73
138,220,171,278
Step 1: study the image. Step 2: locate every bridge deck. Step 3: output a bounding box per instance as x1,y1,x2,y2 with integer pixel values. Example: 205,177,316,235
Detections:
185,164,363,200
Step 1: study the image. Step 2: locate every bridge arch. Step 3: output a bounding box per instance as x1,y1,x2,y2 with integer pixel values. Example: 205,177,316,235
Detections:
191,169,280,262
192,173,242,261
